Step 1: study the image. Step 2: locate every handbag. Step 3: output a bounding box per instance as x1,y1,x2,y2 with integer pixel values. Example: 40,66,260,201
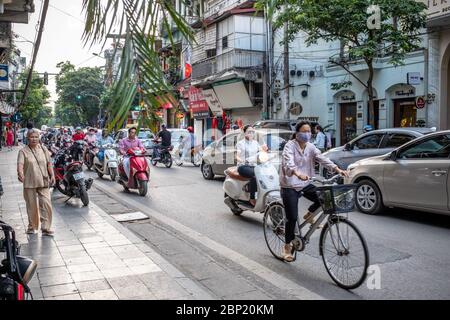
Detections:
28,145,51,188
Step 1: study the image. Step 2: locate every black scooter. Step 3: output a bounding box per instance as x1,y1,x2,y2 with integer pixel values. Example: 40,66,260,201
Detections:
0,221,37,300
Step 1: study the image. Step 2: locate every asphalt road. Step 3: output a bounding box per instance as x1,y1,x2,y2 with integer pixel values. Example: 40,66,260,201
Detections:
86,162,450,300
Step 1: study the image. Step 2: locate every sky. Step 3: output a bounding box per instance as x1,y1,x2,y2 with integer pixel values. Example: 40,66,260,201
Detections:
12,0,115,108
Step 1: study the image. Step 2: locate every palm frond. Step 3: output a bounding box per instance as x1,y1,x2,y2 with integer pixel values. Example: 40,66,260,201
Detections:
82,0,194,130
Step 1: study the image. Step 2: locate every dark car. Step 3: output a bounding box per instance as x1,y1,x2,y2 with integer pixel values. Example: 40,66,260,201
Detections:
253,120,298,131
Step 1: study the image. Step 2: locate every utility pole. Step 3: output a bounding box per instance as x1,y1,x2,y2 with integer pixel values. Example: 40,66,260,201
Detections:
283,19,290,120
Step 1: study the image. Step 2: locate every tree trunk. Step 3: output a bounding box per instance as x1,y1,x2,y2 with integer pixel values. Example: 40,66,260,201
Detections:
367,60,375,129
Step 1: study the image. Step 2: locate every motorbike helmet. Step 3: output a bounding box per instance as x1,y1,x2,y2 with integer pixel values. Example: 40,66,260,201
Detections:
187,126,194,133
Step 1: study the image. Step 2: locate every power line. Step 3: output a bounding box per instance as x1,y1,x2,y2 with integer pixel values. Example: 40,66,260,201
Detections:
36,0,85,24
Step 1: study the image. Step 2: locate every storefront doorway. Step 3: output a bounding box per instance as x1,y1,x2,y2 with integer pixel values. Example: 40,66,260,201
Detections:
340,103,357,144
394,98,416,127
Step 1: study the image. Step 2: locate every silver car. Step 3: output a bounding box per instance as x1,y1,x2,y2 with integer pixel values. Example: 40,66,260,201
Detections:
320,127,435,177
201,129,293,180
345,130,450,216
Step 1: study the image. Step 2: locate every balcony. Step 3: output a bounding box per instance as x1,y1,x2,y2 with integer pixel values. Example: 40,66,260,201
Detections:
192,49,264,80
0,0,34,24
205,0,245,19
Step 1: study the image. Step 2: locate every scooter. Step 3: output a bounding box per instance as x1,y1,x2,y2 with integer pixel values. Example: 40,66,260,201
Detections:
118,147,150,196
223,152,280,216
0,220,37,300
93,143,119,181
83,142,98,170
69,140,85,162
54,149,93,206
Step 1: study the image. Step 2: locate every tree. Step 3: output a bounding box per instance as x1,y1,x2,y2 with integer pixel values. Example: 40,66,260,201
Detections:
82,0,194,130
258,0,427,128
55,61,105,126
15,70,52,127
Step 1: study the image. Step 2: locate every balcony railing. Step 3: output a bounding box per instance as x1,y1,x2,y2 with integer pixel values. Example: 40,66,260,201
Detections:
192,49,264,80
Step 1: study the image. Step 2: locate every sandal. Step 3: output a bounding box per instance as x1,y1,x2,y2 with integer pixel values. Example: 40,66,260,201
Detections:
26,228,36,235
281,244,294,262
303,212,324,229
42,230,55,236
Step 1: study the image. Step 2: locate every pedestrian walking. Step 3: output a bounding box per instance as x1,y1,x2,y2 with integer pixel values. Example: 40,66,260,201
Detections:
22,122,33,145
6,127,14,151
313,125,327,153
17,129,55,236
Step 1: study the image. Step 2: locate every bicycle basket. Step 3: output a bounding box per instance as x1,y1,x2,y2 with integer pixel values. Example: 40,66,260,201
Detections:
316,184,357,214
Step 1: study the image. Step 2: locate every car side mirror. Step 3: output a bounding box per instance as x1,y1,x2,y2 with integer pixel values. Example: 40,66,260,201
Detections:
344,143,352,151
389,150,397,161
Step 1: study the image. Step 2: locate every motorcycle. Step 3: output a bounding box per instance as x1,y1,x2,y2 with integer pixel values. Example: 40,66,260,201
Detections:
151,140,173,168
223,152,280,216
0,221,37,300
53,149,93,206
93,143,119,181
69,140,85,162
118,147,150,196
83,142,98,170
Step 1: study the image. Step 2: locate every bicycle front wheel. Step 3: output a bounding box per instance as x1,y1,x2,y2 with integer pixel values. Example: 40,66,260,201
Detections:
263,203,286,261
319,217,369,290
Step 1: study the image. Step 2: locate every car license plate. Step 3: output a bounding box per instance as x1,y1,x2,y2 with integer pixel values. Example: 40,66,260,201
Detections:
108,162,118,168
73,172,84,181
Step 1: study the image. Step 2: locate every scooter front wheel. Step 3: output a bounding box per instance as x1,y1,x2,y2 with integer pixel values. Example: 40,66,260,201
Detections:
138,180,148,197
110,168,118,181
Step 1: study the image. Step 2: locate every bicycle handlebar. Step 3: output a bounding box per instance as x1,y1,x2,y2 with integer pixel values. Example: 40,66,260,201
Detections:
310,174,342,185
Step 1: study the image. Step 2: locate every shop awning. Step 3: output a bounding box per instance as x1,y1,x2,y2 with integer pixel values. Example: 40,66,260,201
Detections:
212,80,253,110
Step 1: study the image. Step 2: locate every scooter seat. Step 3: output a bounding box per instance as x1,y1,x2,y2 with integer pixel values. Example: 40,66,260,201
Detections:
225,167,250,182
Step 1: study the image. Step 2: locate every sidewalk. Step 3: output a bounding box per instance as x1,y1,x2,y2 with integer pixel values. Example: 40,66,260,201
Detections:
0,146,212,300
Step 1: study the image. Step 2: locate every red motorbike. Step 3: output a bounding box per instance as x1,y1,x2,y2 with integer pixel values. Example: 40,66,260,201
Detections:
54,149,93,206
118,147,150,196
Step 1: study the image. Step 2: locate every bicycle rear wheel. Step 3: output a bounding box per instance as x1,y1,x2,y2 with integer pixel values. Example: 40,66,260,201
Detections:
320,217,369,290
263,203,286,261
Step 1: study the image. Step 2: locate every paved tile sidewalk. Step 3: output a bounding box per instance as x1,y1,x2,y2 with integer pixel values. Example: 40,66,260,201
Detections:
0,147,213,300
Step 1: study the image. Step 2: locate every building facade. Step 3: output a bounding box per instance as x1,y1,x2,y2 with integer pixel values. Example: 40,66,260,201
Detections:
423,0,450,130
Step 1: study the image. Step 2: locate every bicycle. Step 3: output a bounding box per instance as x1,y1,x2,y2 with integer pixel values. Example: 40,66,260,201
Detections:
263,174,369,290
174,142,203,167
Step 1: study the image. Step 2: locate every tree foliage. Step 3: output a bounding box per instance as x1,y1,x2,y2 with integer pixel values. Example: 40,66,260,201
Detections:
55,61,105,126
16,70,52,127
257,0,427,127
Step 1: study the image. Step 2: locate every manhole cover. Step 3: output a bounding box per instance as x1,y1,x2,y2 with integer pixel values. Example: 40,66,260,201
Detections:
111,211,149,222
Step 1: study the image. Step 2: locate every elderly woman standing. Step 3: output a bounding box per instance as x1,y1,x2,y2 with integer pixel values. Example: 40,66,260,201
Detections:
17,129,55,235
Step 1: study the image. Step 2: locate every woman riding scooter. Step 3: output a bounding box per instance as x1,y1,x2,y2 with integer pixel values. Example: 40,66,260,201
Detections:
236,125,268,207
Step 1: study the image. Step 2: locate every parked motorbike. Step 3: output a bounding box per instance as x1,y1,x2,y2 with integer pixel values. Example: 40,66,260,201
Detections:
118,147,150,196
0,221,37,300
83,142,98,170
223,152,279,216
53,149,93,206
151,141,173,168
93,143,119,181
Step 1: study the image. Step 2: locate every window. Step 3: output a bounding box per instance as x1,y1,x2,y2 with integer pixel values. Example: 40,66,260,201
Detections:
206,49,216,58
398,134,450,159
260,132,291,151
222,36,228,49
383,133,415,148
353,134,384,150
